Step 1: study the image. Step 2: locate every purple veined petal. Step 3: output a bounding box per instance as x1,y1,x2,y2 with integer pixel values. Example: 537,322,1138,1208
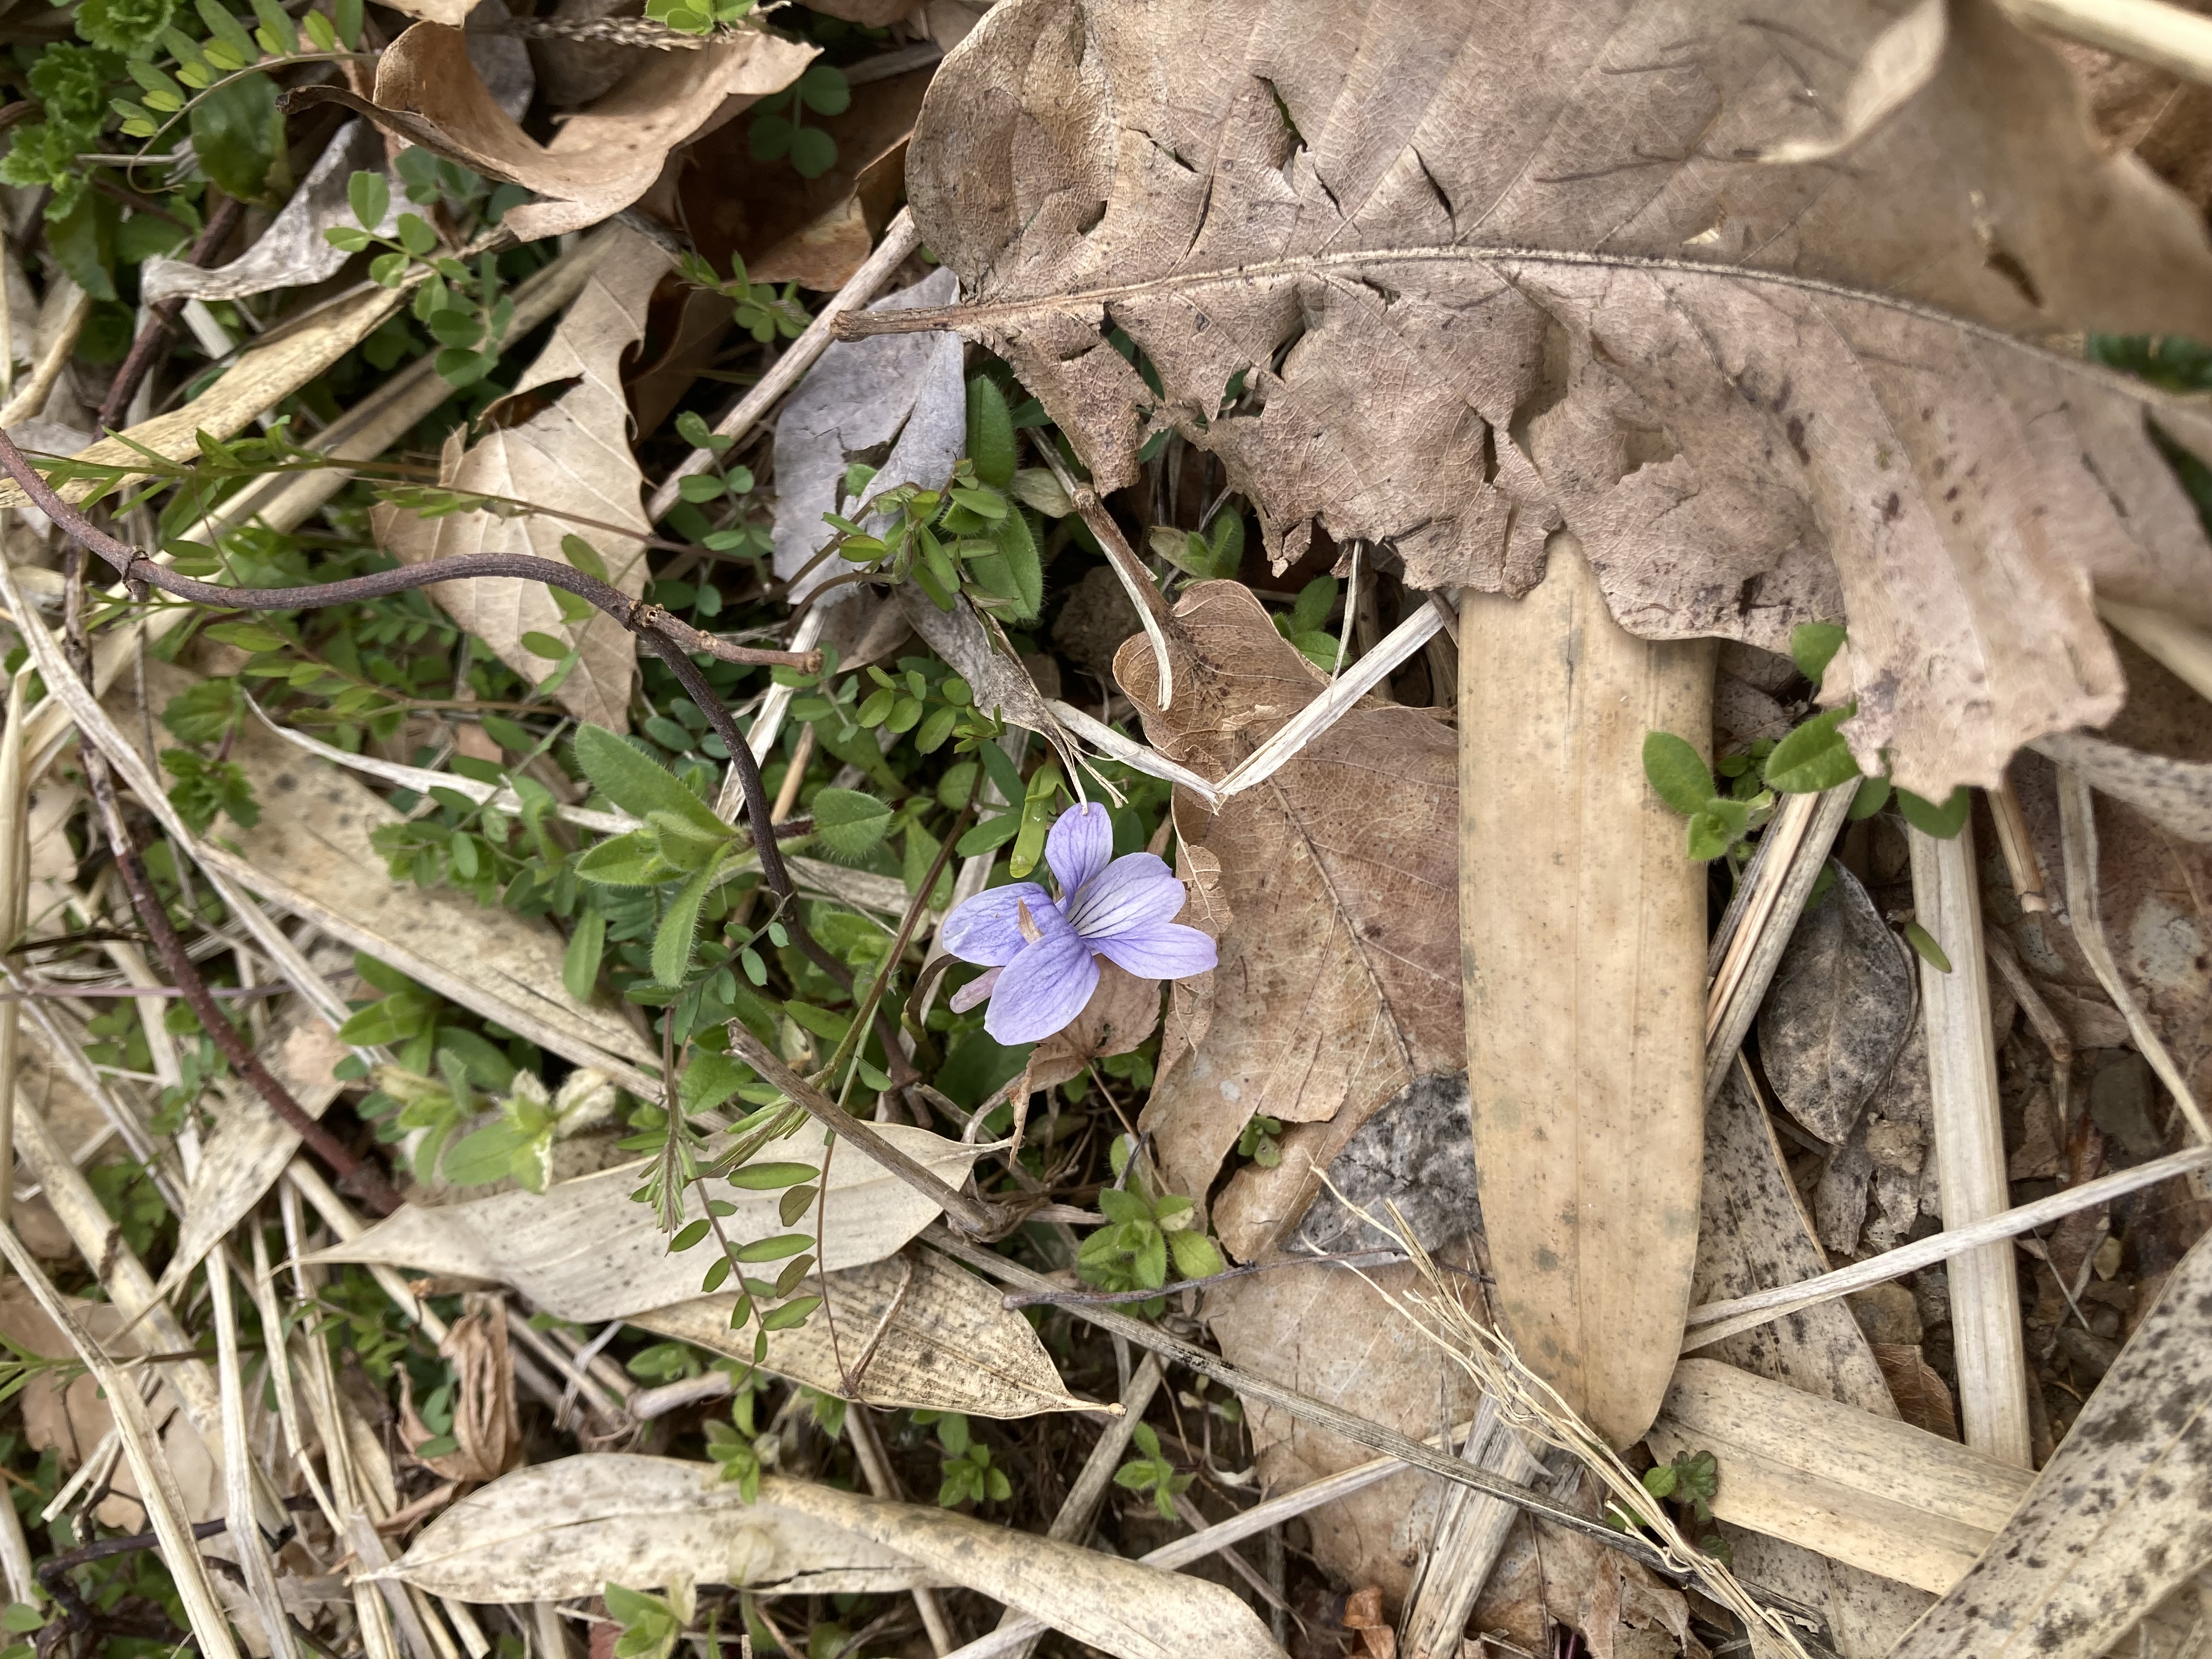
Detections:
939,882,1052,967
1045,801,1114,901
1091,920,1217,982
982,920,1099,1045
949,966,1002,1013
1066,853,1185,941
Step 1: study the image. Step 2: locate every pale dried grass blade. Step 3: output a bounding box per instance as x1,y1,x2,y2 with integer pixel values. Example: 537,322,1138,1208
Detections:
389,1457,945,1602
2099,596,2212,705
715,607,825,819
1645,1359,2032,1595
2034,728,2212,842
1044,698,1221,804
1681,1140,2212,1349
2055,763,2211,1141
1888,1224,2212,1659
0,665,27,1229
1397,1392,1550,1659
0,276,89,428
630,1250,1088,1416
207,1244,300,1659
2004,0,2212,87
1909,820,2034,1466
0,1225,243,1659
303,1124,980,1321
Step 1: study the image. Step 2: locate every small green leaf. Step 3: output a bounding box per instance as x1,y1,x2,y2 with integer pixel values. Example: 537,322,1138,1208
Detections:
725,1161,819,1190
809,788,892,861
758,1295,822,1331
561,533,608,581
574,830,667,887
651,856,724,986
562,911,606,1001
1763,708,1861,794
1641,731,1716,816
956,812,1021,857
1790,621,1847,688
1902,919,1953,974
966,375,1017,487
574,724,727,838
1849,774,1892,820
1897,785,1970,839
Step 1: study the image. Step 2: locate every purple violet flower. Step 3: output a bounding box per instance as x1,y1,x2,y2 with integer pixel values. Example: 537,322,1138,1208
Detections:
940,802,1216,1044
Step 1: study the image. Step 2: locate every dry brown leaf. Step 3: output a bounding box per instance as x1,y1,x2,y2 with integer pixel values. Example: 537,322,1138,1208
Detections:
303,1122,980,1320
1466,1470,1697,1659
894,0,2212,797
630,1250,1092,1417
291,22,812,241
1889,1222,2212,1657
375,226,668,733
390,1457,945,1601
1871,1341,1960,1441
0,1281,218,1528
1115,580,1458,1259
399,1294,522,1483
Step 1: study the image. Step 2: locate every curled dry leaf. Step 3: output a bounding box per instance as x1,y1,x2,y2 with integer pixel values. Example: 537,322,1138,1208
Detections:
1756,862,1917,1145
894,0,2212,797
302,1122,980,1321
375,224,670,733
140,122,398,307
391,1457,944,1601
399,1293,523,1483
765,1479,1288,1659
1888,1222,2212,1658
1116,580,1458,1260
631,1250,1092,1417
289,21,814,242
774,266,966,601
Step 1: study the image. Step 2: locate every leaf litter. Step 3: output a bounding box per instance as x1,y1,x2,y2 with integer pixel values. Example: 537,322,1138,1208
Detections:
0,2,2210,1658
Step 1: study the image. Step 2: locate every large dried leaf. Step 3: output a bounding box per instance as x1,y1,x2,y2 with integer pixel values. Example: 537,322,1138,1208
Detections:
1116,580,1458,1259
765,1479,1288,1659
376,226,668,733
303,1122,979,1320
631,1250,1091,1417
1756,863,1916,1145
1889,1222,2212,1658
894,0,2212,796
390,1457,943,1601
117,659,658,1087
291,22,812,241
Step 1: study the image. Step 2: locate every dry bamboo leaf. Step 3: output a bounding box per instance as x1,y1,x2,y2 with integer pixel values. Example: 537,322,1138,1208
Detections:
117,658,658,1087
388,1458,944,1602
290,22,813,241
772,267,966,601
765,1479,1288,1659
1888,1223,2212,1658
1756,864,1917,1146
633,1251,1088,1416
376,225,669,733
892,0,2212,797
159,988,353,1303
1646,1359,2031,1598
1461,540,1711,1451
304,1123,979,1320
1113,580,1458,1259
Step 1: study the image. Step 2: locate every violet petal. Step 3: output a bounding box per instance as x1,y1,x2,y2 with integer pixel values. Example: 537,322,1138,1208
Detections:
983,927,1099,1045
1046,801,1114,900
1066,854,1184,940
1091,920,1218,981
939,882,1052,967
949,965,1003,1013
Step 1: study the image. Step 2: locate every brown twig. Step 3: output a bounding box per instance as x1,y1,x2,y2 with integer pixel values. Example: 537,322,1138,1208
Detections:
95,195,246,432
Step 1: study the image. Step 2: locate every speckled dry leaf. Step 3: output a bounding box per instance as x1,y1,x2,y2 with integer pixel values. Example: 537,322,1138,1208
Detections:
117,659,657,1086
2032,728,2212,843
289,22,812,241
1647,1359,2031,1597
766,1479,1288,1659
375,226,668,733
1115,581,1457,1260
631,1250,1091,1417
390,1457,943,1601
1757,864,1917,1144
1888,1223,2212,1657
885,0,2212,796
303,1123,979,1320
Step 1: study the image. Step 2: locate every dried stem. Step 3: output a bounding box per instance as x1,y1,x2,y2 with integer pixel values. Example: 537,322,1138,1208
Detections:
95,195,246,432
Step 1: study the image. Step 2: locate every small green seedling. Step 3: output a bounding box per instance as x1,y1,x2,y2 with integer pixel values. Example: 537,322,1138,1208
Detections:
1114,1421,1194,1520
